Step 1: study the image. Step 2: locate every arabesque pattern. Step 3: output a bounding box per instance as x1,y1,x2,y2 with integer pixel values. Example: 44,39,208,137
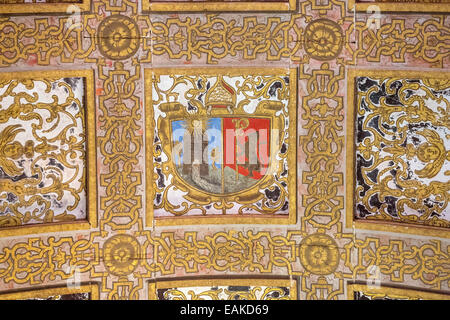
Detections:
0,76,87,227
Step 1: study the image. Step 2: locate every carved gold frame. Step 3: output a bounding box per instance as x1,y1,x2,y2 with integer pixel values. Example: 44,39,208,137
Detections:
142,0,297,12
0,69,97,237
0,0,91,14
347,283,450,300
0,282,99,300
145,67,297,226
347,0,450,13
148,277,297,300
346,68,450,239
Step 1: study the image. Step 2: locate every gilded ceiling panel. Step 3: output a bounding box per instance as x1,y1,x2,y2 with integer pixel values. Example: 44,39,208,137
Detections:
349,0,450,12
0,0,91,14
0,283,98,300
146,68,296,225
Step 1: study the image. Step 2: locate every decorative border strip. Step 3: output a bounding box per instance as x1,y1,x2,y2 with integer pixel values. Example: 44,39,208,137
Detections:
347,0,450,13
0,282,99,300
0,69,97,237
148,277,297,300
0,0,91,15
142,0,296,12
346,68,450,239
347,283,450,300
145,67,297,227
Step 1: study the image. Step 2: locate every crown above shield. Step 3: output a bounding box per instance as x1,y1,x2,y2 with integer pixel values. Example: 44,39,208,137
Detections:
205,76,237,110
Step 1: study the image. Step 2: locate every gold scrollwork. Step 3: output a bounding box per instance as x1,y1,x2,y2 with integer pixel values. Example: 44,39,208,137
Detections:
0,283,99,300
142,0,297,12
0,0,91,15
304,19,344,61
148,278,297,300
348,0,450,13
345,17,450,67
0,69,97,236
299,233,340,275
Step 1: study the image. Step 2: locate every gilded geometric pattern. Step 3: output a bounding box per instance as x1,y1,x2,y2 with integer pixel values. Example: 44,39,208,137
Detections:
0,0,448,300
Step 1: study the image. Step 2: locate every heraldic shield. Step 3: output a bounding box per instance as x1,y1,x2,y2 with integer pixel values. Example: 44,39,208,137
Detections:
171,116,271,194
147,68,297,225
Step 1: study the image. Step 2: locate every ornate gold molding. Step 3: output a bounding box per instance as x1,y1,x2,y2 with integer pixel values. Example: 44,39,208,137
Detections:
142,0,297,12
0,0,91,14
145,67,297,226
148,278,297,300
0,282,99,300
0,69,97,237
346,68,450,238
347,283,450,300
348,0,450,13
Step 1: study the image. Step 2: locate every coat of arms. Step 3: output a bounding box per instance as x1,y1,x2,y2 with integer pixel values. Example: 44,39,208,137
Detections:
146,68,296,225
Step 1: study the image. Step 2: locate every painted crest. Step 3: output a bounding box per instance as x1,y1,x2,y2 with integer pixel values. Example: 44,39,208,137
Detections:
147,68,296,224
